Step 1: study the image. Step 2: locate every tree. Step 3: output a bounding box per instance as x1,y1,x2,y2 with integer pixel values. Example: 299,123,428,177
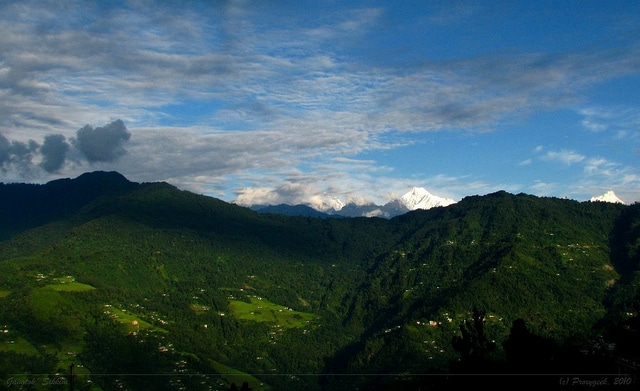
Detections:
502,318,557,373
451,307,496,372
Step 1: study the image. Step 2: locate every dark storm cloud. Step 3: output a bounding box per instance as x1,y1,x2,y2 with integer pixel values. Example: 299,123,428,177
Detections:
0,133,38,174
0,134,9,165
0,119,130,178
74,119,131,163
39,133,69,173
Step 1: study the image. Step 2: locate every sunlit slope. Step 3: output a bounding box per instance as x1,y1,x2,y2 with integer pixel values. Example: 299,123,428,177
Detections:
323,191,636,388
0,172,637,390
0,172,395,390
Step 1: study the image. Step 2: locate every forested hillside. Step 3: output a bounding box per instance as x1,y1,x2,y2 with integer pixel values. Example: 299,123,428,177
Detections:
0,172,638,390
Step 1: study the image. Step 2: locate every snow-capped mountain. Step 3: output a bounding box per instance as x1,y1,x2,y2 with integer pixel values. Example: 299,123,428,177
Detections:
590,190,625,204
400,187,457,210
327,187,457,218
251,186,457,218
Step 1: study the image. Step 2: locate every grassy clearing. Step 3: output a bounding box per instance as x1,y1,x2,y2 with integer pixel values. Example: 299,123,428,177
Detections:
0,336,41,356
103,306,168,333
29,288,66,319
208,359,271,391
228,297,318,329
0,290,10,298
47,281,96,292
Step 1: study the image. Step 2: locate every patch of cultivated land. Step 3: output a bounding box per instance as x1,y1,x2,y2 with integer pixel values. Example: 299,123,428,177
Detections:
102,306,168,333
0,336,40,356
47,281,96,292
228,296,318,328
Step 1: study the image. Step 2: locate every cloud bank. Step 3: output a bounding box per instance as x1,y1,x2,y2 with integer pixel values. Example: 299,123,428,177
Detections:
0,120,130,177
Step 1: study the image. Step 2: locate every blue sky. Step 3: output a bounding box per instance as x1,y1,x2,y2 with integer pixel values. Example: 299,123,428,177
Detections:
1,0,639,208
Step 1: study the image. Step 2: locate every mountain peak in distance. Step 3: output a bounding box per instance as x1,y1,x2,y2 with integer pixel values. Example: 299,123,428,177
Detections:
400,186,456,210
253,186,457,218
590,190,625,204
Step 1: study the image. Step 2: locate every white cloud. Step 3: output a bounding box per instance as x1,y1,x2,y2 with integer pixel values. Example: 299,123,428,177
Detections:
584,157,618,176
1,1,639,204
518,159,533,166
579,106,640,141
542,150,586,165
530,180,560,196
529,152,640,202
233,182,345,211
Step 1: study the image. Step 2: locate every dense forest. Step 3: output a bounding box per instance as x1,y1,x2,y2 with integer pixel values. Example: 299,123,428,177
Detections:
0,171,638,390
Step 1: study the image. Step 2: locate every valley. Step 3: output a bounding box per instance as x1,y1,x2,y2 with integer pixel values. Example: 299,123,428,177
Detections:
0,172,638,390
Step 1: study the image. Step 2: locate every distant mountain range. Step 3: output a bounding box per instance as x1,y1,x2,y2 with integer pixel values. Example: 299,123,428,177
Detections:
252,186,457,218
253,187,628,218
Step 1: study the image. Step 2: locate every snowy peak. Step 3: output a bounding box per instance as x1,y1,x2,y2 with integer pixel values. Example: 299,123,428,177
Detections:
590,190,625,204
330,197,345,211
252,187,457,218
400,187,456,210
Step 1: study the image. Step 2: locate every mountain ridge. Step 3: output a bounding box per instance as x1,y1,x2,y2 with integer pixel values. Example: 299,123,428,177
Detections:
0,170,139,239
0,171,638,390
252,186,458,218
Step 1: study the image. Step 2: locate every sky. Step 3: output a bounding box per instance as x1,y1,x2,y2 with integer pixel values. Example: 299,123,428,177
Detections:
1,0,639,209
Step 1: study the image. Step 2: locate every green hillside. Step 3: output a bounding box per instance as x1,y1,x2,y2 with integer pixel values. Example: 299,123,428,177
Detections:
0,172,638,390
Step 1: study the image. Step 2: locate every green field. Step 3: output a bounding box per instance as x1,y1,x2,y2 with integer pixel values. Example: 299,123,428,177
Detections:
29,288,67,319
0,337,40,356
228,297,318,328
103,306,168,333
47,281,96,292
